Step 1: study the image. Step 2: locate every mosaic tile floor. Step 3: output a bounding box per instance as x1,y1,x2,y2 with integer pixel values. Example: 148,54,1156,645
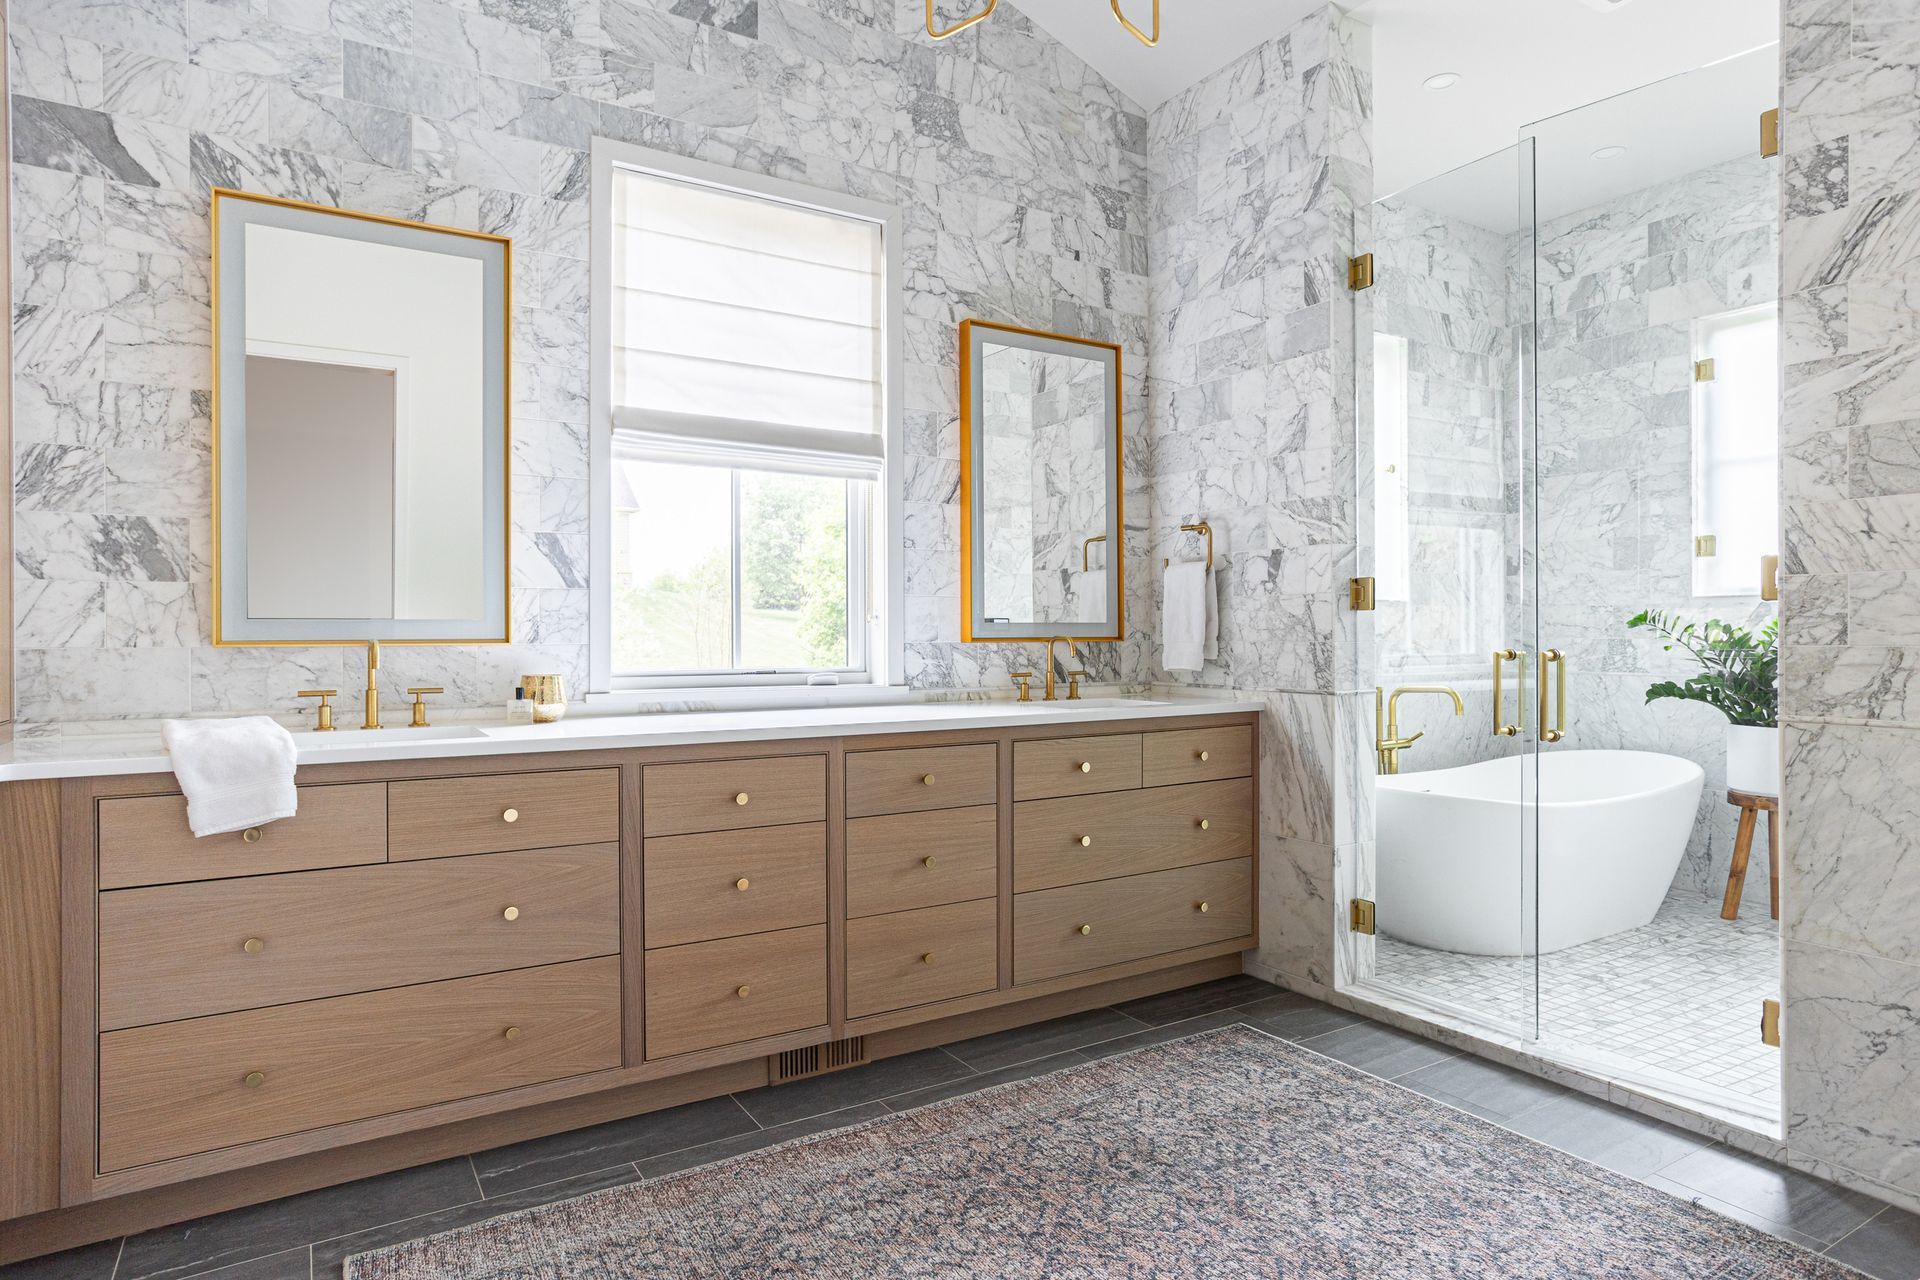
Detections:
1376,893,1782,1116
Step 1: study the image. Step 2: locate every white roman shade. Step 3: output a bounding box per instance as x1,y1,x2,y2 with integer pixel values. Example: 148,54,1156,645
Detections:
610,168,885,480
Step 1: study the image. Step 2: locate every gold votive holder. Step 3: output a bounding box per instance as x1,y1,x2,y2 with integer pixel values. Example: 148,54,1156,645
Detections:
521,674,567,724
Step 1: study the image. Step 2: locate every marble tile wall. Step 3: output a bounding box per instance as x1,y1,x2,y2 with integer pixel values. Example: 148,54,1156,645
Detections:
1776,0,1920,1209
1143,7,1371,988
7,0,1152,720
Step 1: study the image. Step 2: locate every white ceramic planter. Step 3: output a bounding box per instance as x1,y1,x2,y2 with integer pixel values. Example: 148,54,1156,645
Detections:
1725,724,1780,796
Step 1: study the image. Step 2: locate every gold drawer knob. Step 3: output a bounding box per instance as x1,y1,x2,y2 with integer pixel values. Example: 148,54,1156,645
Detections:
1078,761,1092,773
1199,818,1211,830
735,792,750,806
241,827,263,844
503,906,520,922
242,937,264,955
1078,924,1093,935
735,878,751,891
921,773,936,786
1198,750,1210,762
242,1071,265,1088
1079,835,1092,847
1197,901,1211,913
504,1025,522,1041
922,952,936,964
502,808,520,823
736,984,751,998
923,855,937,868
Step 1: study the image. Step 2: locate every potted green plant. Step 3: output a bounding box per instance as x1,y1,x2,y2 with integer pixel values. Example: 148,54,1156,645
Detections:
1626,610,1779,794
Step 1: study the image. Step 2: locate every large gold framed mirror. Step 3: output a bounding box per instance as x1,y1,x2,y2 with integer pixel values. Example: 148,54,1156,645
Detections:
211,189,511,645
958,320,1124,642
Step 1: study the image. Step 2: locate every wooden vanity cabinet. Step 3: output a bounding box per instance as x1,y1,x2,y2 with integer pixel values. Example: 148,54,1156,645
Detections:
0,712,1256,1265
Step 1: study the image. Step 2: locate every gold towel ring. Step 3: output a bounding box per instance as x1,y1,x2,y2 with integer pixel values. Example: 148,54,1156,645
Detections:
1112,0,1159,46
926,0,995,39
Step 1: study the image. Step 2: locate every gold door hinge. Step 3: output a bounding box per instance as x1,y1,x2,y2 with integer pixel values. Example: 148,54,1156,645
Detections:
1348,253,1374,291
1349,576,1376,611
1695,358,1716,382
1761,107,1780,159
1349,898,1377,936
1761,998,1781,1047
1694,534,1718,557
1760,553,1780,602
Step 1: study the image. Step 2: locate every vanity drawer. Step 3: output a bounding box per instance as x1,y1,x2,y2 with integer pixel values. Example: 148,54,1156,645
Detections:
847,899,998,1019
643,823,826,948
846,805,998,918
644,925,827,1059
98,846,620,1030
642,755,826,837
98,956,622,1172
1013,778,1253,892
1014,859,1251,984
98,783,388,890
388,769,618,861
846,744,997,817
1011,734,1143,800
1141,725,1254,788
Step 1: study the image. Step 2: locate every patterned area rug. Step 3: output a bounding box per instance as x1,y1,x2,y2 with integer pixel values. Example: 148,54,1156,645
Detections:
347,1027,1856,1279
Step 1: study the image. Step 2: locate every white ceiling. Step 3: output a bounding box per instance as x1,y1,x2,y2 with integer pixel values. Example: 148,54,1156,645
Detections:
1009,0,1323,112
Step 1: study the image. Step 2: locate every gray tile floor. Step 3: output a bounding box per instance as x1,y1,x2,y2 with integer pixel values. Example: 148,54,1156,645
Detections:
5,976,1913,1280
1377,891,1783,1114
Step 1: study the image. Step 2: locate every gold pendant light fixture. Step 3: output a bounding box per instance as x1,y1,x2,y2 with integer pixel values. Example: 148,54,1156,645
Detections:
925,0,1158,46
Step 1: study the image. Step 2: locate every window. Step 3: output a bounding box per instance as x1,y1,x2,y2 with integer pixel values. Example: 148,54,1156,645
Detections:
1692,305,1780,597
589,143,902,689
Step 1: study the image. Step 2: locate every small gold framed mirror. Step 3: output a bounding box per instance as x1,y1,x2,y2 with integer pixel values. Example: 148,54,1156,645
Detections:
958,320,1124,642
211,189,511,645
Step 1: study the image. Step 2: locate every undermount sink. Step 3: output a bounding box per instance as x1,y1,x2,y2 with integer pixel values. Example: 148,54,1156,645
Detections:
288,724,490,748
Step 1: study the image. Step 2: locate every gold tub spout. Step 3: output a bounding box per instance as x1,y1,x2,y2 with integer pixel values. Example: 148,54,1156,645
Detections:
1375,685,1465,775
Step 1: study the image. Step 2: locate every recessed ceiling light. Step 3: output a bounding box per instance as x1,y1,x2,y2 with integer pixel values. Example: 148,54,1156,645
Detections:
1591,145,1628,160
1422,72,1462,91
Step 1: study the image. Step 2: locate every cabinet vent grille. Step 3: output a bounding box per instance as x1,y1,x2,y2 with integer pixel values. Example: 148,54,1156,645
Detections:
772,1036,870,1084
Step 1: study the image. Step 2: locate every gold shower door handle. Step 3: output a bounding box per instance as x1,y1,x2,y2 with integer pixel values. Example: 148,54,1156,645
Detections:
1491,649,1523,737
1537,649,1568,743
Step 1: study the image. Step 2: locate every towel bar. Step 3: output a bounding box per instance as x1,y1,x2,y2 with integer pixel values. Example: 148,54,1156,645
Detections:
1163,521,1213,570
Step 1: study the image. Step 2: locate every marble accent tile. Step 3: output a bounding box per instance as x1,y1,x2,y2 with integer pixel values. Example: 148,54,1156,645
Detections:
13,646,191,719
1255,831,1335,990
1784,720,1920,966
268,84,410,166
186,1,346,96
11,97,189,190
12,0,189,63
1785,940,1920,1200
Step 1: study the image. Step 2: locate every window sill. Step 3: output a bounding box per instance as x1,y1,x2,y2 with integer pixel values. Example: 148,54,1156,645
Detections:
583,682,917,715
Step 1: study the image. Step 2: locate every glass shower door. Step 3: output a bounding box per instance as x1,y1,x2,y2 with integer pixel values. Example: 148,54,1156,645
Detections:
1357,141,1540,1040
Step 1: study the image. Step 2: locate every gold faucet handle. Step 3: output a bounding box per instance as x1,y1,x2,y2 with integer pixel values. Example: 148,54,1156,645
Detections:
406,687,443,728
1067,670,1088,700
1009,672,1034,702
295,689,338,732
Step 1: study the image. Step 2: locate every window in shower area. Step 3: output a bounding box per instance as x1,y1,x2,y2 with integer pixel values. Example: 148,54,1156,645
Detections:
1692,304,1781,598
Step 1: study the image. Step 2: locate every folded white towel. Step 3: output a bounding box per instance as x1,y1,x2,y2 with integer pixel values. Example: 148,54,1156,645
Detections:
1162,560,1218,672
161,716,299,838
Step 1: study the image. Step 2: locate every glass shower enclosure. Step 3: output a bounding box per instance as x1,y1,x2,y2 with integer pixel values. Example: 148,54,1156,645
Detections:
1351,46,1784,1130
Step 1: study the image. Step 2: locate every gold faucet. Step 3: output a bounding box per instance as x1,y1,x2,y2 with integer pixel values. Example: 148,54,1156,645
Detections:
362,640,382,730
1375,685,1464,774
1043,636,1078,701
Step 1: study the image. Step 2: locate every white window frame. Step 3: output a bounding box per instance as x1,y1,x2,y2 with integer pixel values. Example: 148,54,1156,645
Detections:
1690,302,1780,599
587,139,905,695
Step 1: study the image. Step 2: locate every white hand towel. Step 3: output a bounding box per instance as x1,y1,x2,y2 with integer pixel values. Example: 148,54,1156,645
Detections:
161,716,299,837
1162,560,1218,672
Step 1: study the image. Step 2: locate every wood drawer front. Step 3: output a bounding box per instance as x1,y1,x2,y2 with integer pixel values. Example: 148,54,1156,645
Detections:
1013,778,1254,893
644,926,826,1059
643,823,826,948
98,847,621,1031
99,784,388,890
1014,859,1251,985
388,770,617,861
846,805,998,918
846,899,997,1019
98,957,622,1172
1011,734,1143,801
642,756,826,837
845,744,997,818
1141,724,1255,788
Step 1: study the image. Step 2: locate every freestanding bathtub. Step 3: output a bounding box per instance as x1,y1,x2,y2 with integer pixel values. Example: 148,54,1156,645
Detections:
1374,750,1704,956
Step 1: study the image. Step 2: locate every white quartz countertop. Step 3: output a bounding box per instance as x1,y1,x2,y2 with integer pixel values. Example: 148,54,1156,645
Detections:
0,696,1265,783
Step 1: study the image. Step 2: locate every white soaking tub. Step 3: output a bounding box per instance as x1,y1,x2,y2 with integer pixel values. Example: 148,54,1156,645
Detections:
1374,750,1704,956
